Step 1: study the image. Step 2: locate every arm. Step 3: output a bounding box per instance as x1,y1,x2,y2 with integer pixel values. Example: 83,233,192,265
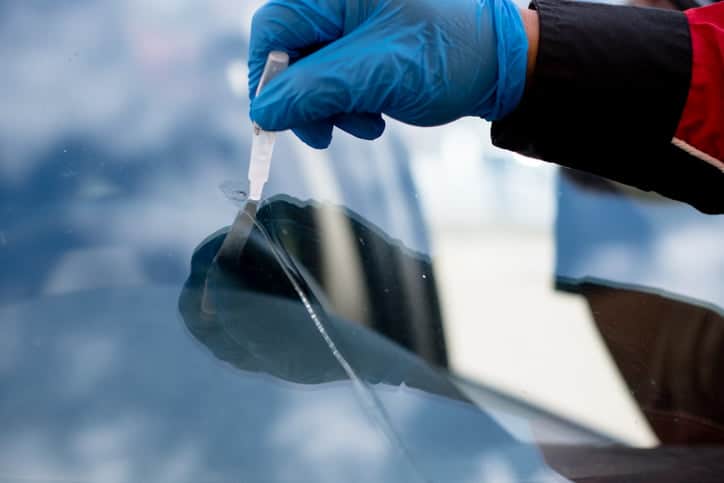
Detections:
492,0,724,214
248,0,723,213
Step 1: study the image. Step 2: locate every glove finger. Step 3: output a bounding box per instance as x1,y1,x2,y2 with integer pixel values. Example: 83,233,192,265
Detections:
292,120,334,149
248,0,345,101
251,39,391,132
334,113,386,140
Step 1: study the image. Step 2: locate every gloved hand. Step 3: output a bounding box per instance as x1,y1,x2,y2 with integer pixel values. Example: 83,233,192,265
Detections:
248,0,529,148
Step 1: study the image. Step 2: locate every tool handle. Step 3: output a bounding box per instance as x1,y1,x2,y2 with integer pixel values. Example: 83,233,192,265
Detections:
254,51,289,134
255,51,290,97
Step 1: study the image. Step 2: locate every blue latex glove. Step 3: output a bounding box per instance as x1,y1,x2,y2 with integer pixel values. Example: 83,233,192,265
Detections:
248,0,528,149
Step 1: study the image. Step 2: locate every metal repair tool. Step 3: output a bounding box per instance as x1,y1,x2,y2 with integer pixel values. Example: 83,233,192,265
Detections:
214,51,289,271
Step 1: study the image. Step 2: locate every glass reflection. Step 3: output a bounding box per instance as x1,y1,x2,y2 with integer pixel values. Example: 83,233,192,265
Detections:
2,0,723,480
179,195,470,399
556,170,724,445
177,195,564,482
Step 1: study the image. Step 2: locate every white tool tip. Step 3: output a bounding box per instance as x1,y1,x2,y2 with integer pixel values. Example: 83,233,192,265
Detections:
248,181,264,201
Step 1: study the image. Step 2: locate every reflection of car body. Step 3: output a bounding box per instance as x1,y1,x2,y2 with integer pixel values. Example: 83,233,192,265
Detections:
1,0,723,481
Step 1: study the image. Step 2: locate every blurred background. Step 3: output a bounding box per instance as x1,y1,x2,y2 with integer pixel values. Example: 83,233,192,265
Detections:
1,0,723,461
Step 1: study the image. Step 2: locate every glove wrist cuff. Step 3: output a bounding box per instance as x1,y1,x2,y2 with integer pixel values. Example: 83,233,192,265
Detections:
484,0,528,121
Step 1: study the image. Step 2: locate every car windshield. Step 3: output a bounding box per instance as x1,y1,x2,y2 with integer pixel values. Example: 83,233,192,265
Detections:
1,0,723,482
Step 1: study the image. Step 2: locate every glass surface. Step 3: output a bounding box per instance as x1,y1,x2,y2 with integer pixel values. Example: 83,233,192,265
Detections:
1,0,723,481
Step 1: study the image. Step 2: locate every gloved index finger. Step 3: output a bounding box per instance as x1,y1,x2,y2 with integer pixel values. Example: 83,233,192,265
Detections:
248,0,345,101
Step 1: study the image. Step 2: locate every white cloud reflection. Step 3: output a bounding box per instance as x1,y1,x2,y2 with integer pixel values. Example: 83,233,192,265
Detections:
269,385,392,483
0,0,245,182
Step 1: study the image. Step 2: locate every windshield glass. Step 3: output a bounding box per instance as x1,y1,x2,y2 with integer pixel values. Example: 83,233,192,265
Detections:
1,0,723,481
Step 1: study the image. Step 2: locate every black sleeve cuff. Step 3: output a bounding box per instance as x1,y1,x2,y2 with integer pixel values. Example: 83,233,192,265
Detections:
491,0,724,214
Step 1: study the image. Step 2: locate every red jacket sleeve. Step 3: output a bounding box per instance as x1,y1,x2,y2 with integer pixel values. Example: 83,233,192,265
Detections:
673,2,724,171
